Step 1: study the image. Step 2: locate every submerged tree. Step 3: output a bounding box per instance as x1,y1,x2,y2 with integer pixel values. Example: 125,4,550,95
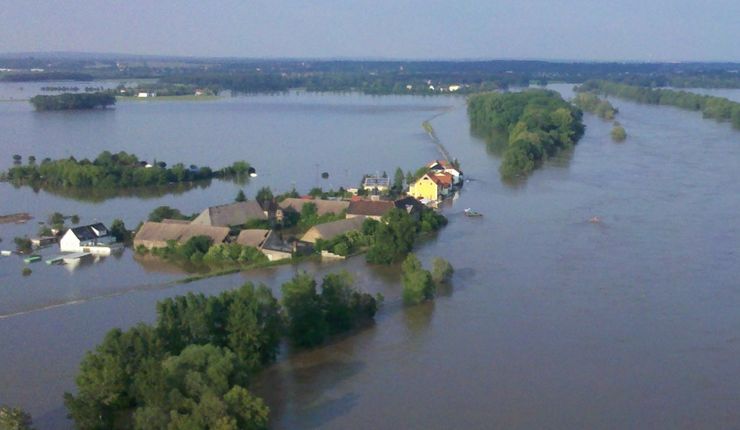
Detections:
611,123,627,142
0,405,34,430
401,254,436,305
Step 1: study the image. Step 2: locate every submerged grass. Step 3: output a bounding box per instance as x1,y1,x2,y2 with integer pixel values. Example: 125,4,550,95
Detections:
177,254,321,284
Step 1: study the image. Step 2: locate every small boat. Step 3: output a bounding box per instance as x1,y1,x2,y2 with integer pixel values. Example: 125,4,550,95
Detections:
0,250,12,256
464,208,483,217
23,254,42,264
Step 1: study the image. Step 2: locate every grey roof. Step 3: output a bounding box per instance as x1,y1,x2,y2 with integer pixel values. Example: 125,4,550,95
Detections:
134,222,230,246
394,196,425,214
70,223,109,241
262,230,292,252
301,216,366,243
279,198,350,216
191,201,266,227
236,229,270,248
347,200,395,217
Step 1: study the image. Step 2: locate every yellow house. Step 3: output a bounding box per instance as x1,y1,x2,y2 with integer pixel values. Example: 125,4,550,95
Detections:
409,174,440,201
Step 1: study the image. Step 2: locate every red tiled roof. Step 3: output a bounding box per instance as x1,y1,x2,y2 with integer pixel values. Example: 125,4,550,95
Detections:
429,159,453,169
430,172,453,187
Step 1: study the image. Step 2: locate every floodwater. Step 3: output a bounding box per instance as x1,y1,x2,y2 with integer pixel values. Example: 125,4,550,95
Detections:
2,84,740,429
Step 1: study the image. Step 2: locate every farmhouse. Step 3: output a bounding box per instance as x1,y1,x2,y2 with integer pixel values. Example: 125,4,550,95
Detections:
60,223,118,253
347,200,395,220
278,198,349,217
133,222,229,250
394,196,426,221
236,229,270,248
236,229,297,261
191,201,267,227
301,217,366,243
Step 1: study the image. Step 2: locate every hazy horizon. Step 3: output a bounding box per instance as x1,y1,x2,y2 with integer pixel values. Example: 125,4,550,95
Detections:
1,0,738,62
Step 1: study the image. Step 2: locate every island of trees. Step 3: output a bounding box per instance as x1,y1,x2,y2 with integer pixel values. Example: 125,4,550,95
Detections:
64,272,380,429
577,80,740,130
468,89,585,178
1,151,251,189
29,92,116,111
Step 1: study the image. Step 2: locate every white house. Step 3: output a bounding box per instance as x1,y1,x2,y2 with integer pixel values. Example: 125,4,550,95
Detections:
60,223,119,254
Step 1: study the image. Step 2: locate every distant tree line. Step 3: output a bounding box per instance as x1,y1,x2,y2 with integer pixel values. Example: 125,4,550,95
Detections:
160,71,524,95
606,73,740,90
577,80,740,130
116,83,217,97
29,92,115,111
468,89,585,178
2,151,251,189
65,272,378,429
0,71,94,82
4,56,740,90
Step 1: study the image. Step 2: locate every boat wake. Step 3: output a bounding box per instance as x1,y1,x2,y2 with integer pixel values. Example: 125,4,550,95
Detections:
0,279,183,320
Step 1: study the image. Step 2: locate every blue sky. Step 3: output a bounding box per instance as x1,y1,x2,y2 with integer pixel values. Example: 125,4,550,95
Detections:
1,0,737,61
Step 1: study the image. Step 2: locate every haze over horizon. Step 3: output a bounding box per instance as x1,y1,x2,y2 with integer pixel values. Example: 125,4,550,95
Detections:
1,0,738,62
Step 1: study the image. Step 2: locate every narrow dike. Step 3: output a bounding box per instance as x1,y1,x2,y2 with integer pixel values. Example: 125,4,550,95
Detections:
422,108,455,162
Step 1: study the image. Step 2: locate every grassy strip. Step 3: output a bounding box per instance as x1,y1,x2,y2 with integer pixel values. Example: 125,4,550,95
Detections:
177,254,320,284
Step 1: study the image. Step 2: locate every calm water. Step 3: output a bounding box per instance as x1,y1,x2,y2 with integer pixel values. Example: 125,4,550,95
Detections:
2,84,740,429
0,90,451,315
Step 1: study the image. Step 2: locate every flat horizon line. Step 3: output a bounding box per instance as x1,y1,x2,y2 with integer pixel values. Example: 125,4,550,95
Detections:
1,50,739,65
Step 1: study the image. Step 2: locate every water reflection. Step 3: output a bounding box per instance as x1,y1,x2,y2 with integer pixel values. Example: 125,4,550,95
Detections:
256,358,365,429
131,253,211,275
10,180,212,202
4,177,255,203
402,301,435,336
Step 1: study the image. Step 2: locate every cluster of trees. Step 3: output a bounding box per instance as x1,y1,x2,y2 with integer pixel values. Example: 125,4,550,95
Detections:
572,92,618,120
293,202,345,231
2,151,251,189
577,80,740,130
468,89,585,178
401,254,454,305
147,205,193,222
29,92,115,111
65,273,378,429
365,209,447,264
314,208,446,261
315,220,377,257
611,122,627,142
282,271,378,347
